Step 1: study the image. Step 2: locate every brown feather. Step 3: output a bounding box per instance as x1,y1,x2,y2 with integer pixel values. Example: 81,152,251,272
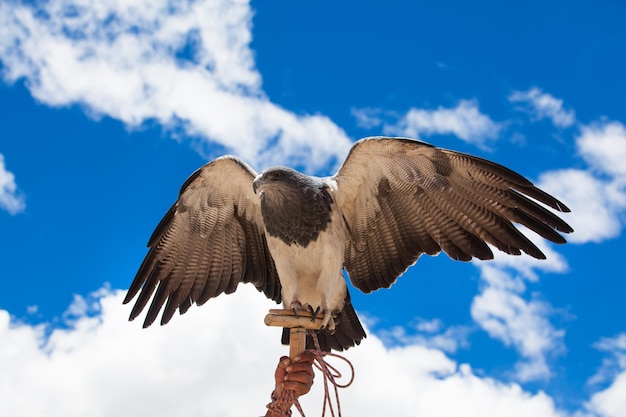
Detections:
334,137,572,293
123,156,281,328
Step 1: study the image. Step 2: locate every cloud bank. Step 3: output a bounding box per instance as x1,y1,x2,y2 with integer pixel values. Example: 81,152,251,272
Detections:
1,284,614,417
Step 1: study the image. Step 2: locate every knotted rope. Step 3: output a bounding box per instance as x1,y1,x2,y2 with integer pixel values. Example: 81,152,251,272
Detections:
265,388,298,417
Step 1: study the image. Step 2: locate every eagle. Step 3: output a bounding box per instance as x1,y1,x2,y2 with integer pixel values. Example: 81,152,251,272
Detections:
124,137,572,351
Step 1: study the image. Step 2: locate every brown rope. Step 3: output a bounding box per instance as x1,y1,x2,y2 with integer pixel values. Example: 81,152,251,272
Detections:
308,330,355,417
265,331,355,417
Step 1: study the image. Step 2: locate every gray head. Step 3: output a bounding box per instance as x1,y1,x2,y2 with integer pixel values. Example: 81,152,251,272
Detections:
252,166,333,247
252,166,317,195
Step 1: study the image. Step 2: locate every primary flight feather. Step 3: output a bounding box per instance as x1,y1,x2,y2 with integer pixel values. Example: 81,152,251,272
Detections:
124,137,572,351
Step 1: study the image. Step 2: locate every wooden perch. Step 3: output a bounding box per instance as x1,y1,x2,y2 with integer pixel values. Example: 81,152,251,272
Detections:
265,309,324,359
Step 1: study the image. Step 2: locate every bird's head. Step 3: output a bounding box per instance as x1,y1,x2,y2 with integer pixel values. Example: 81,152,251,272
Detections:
253,166,305,195
253,166,333,246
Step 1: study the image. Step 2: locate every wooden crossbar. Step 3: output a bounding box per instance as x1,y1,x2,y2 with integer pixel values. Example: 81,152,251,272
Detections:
265,309,324,359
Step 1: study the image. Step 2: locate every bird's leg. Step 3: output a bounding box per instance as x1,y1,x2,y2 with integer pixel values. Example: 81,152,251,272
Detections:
289,300,303,318
320,309,336,333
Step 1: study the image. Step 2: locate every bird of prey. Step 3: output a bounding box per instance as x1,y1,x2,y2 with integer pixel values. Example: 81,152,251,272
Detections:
124,137,572,351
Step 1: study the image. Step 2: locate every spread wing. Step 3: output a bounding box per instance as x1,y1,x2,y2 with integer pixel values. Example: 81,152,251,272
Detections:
123,156,281,327
333,137,573,293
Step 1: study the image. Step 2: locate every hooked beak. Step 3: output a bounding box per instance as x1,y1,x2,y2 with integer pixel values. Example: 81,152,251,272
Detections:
252,173,263,194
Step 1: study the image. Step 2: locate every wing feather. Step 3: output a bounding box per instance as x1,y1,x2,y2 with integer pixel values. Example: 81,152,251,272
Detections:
123,156,281,327
334,137,572,293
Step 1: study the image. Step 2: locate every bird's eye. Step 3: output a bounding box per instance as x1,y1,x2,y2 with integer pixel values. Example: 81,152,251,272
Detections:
272,172,282,179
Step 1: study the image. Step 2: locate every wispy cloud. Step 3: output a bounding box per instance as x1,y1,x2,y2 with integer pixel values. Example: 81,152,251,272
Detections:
376,317,472,354
588,333,626,386
0,285,580,417
353,100,503,146
509,88,576,128
0,0,352,172
0,154,25,214
351,107,383,129
585,333,626,417
471,265,566,382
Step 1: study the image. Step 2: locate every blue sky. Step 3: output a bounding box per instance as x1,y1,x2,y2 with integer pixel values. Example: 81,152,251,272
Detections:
1,0,625,416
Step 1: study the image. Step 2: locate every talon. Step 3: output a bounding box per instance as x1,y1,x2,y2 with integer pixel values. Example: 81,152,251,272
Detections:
307,305,321,322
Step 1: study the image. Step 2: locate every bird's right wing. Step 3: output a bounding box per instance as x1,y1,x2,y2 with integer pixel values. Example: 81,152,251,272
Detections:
123,156,281,327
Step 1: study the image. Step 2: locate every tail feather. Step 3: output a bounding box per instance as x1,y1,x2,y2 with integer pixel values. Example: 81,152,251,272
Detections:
281,291,366,352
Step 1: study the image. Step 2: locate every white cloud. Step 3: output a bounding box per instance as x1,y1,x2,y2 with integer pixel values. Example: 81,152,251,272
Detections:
589,334,626,386
416,317,445,333
376,317,472,354
0,154,25,214
585,334,626,417
0,0,352,172
467,227,570,383
577,122,626,179
509,88,576,128
587,374,626,417
0,284,579,417
538,169,623,243
0,286,284,417
596,334,626,368
351,107,383,129
471,266,565,382
382,100,503,146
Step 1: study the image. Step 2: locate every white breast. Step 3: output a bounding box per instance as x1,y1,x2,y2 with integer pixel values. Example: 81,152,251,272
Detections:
266,205,348,314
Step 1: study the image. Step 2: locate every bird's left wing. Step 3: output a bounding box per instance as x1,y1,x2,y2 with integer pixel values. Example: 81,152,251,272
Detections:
333,137,573,293
123,156,281,327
